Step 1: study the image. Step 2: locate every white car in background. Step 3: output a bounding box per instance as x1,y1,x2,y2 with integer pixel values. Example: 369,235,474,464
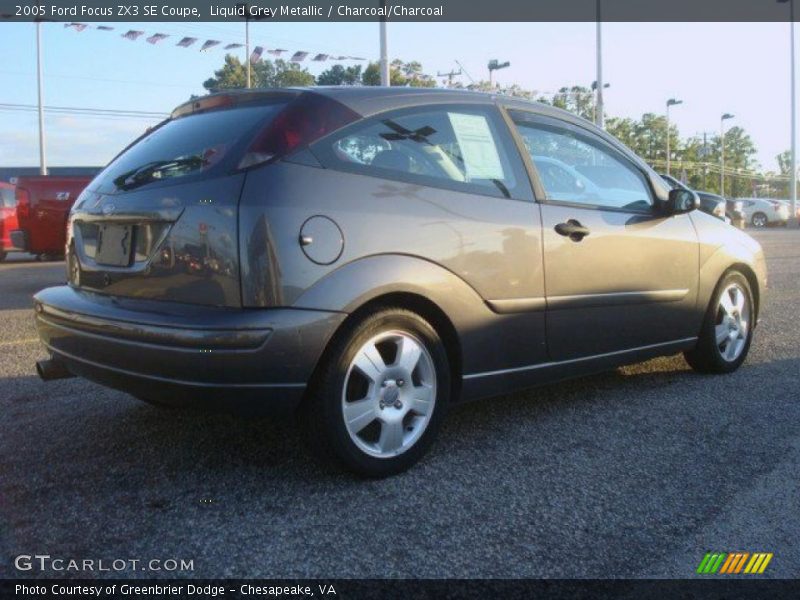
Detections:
737,198,790,227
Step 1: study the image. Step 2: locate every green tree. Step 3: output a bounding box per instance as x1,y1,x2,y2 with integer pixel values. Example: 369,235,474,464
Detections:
361,60,435,87
203,55,315,91
551,86,594,122
317,64,363,86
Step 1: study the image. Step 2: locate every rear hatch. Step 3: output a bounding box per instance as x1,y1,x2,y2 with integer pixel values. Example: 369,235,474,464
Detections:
68,92,296,307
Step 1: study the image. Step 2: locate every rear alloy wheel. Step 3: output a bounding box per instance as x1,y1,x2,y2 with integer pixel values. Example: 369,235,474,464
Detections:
305,308,450,477
751,212,768,228
685,272,754,374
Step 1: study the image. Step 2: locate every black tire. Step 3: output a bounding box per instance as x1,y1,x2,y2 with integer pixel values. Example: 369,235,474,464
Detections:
751,212,768,228
684,271,754,374
0,250,6,262
303,307,451,478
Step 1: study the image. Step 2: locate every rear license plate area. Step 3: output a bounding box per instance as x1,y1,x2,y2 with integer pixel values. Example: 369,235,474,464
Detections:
96,224,133,267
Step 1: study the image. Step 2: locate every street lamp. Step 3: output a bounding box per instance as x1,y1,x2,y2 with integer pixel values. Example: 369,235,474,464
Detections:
488,59,510,89
720,113,735,196
778,0,797,223
666,98,683,176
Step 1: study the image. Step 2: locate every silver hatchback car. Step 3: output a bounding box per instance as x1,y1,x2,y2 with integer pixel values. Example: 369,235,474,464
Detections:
34,88,767,476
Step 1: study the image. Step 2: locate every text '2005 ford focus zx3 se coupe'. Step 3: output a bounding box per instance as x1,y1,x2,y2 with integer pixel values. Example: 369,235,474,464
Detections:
33,88,767,477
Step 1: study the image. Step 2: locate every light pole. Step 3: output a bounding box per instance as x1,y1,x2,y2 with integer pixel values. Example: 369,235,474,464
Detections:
720,113,735,196
35,18,47,176
779,0,797,223
666,98,683,176
595,1,604,128
592,80,609,125
488,59,510,89
379,0,389,86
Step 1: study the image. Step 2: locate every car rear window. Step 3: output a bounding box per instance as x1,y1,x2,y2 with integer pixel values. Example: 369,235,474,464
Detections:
0,187,15,208
94,103,287,193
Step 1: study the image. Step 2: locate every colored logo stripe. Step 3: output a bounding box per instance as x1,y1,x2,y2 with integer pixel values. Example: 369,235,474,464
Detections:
697,552,773,574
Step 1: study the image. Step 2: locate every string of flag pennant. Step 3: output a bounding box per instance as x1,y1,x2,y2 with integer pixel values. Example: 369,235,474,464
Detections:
63,22,367,63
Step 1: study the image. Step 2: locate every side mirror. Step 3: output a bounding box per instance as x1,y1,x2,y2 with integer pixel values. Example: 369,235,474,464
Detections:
666,188,699,215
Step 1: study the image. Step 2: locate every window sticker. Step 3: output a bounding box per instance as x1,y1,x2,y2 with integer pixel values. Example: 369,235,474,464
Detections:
447,113,505,181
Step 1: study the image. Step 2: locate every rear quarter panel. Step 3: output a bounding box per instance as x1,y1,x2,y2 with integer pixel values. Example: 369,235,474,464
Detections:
238,160,549,377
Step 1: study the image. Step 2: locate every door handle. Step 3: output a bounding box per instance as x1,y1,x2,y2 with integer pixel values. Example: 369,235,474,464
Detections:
555,219,591,242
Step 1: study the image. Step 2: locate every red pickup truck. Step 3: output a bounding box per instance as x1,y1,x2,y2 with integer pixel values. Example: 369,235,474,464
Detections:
10,176,92,260
0,181,19,261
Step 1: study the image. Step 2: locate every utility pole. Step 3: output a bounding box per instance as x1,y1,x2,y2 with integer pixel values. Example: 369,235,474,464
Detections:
36,18,47,176
437,68,462,88
245,17,250,88
666,98,683,176
721,113,735,196
779,0,797,223
595,0,604,127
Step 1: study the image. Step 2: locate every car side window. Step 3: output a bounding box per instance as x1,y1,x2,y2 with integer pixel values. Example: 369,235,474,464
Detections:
511,114,653,212
318,106,530,200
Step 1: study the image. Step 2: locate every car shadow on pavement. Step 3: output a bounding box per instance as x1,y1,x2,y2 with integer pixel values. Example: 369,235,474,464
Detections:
3,351,794,485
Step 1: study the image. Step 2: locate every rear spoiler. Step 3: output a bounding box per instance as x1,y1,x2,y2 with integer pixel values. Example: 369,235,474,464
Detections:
171,90,302,119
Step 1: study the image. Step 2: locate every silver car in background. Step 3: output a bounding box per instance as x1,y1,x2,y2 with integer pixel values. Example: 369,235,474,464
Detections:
737,197,790,227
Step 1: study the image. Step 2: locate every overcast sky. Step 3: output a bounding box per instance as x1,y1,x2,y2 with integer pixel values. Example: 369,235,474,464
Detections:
0,21,794,170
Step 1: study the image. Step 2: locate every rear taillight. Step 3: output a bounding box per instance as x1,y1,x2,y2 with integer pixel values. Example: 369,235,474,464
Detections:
239,92,360,169
16,187,29,219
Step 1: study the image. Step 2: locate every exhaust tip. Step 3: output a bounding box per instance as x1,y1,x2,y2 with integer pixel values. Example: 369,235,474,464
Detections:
36,358,76,381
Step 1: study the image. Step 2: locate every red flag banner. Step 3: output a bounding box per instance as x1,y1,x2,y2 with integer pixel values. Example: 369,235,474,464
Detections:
250,46,264,63
176,37,198,48
64,23,87,32
200,40,221,51
122,30,145,41
146,33,169,44
290,51,309,62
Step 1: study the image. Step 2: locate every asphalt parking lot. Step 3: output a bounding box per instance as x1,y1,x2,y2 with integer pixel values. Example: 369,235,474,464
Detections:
1,229,798,579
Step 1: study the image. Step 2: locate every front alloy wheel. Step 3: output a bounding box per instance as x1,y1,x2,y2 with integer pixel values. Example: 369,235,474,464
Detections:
714,283,750,363
685,271,754,374
304,307,450,477
751,212,768,227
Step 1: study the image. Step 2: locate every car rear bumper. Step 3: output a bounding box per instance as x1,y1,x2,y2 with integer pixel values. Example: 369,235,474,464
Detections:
33,286,346,412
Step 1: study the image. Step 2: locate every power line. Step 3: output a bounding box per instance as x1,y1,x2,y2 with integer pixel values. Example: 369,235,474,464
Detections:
0,103,168,120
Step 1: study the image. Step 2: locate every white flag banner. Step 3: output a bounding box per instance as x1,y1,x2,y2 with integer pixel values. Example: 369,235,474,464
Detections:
121,30,145,41
224,43,244,50
176,37,198,48
250,46,264,63
64,23,87,32
200,40,221,52
146,33,169,45
290,51,309,62
268,48,287,56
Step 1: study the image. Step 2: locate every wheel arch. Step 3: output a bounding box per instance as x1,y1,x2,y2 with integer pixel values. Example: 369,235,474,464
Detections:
308,292,464,406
